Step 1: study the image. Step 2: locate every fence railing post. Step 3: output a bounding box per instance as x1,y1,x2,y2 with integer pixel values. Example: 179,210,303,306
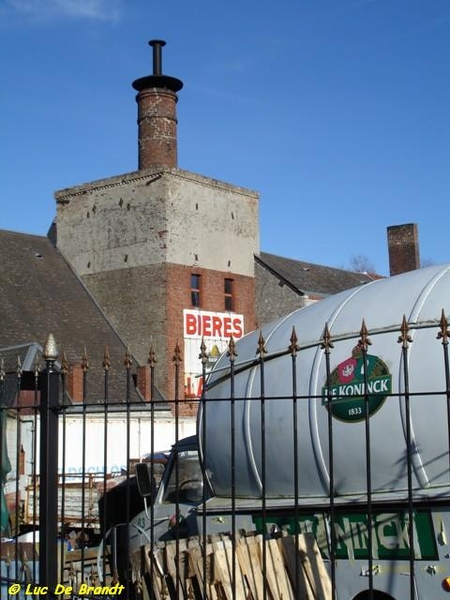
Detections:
39,334,60,595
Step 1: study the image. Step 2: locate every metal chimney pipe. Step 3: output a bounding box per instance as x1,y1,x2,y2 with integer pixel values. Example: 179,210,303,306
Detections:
149,39,166,75
132,40,183,170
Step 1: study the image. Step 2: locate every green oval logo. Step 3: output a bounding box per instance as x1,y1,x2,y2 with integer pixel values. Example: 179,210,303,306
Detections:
322,349,391,423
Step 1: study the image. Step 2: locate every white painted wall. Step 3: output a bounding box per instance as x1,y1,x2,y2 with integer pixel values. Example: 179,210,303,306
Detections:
20,414,197,478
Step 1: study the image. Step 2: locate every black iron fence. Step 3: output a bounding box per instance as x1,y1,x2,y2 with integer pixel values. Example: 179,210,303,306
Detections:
1,313,450,600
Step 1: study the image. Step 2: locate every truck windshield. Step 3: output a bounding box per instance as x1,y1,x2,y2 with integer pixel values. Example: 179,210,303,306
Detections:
162,449,204,506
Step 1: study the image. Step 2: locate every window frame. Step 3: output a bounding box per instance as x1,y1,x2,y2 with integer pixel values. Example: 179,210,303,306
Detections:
224,277,234,312
191,273,201,308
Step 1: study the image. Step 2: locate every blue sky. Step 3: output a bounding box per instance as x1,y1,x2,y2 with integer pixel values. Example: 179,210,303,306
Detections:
1,0,449,276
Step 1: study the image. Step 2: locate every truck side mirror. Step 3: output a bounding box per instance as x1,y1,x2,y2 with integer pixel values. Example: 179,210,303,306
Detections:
135,463,157,519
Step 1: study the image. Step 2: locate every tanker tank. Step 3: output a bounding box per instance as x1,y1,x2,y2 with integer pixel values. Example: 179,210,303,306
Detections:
198,263,450,504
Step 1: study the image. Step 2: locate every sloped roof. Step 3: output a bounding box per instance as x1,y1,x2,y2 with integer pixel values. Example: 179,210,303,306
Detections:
0,343,44,408
256,252,376,297
0,230,164,406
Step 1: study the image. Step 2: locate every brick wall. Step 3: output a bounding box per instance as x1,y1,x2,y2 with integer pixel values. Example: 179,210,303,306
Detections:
81,261,255,413
387,223,420,276
81,263,168,395
67,364,84,403
136,88,179,169
136,365,151,401
164,263,256,413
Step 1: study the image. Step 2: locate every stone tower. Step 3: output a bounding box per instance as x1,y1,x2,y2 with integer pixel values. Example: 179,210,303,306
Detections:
53,41,259,406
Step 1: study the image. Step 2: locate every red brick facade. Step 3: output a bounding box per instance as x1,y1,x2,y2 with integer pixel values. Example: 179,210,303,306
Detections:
67,364,84,403
136,365,151,401
163,263,256,412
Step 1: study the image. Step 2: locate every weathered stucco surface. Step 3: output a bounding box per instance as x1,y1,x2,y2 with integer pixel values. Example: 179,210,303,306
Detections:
54,168,259,278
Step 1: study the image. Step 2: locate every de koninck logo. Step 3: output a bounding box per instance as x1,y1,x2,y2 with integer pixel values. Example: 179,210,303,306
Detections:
322,348,392,423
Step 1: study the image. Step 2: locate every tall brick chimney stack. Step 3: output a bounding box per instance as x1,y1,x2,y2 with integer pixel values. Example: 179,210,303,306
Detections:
387,223,421,276
132,40,183,170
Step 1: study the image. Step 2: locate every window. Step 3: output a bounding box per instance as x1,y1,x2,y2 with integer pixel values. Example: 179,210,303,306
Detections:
224,278,234,311
162,449,206,505
191,274,201,307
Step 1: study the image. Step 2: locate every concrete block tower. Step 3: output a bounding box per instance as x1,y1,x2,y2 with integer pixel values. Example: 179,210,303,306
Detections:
53,41,259,407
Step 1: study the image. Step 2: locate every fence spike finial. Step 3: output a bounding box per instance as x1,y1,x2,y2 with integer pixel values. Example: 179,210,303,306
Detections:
82,347,90,372
289,326,300,356
61,351,69,375
124,346,133,369
398,315,413,348
43,333,59,362
358,319,372,353
148,345,157,368
172,341,182,365
103,346,111,370
437,309,449,345
257,331,267,357
199,338,209,365
227,336,237,362
320,323,334,354
33,354,40,378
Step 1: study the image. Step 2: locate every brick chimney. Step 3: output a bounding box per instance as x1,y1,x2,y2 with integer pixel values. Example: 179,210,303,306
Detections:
387,223,421,276
67,364,84,403
132,40,183,170
136,365,151,401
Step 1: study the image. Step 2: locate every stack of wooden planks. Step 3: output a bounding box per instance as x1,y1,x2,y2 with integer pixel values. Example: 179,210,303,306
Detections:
25,474,102,528
131,532,332,600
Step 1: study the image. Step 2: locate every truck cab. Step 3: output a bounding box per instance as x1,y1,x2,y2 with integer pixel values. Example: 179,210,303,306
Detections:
116,436,205,555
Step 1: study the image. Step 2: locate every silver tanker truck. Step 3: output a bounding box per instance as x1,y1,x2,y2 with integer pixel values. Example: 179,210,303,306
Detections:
125,263,450,599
